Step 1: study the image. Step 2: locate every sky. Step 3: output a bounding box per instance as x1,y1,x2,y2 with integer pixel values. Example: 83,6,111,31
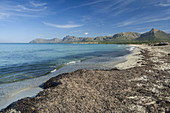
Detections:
0,0,170,43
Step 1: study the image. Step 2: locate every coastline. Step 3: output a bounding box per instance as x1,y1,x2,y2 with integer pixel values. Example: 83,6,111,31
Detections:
0,45,131,110
117,44,170,70
1,45,170,112
116,45,142,69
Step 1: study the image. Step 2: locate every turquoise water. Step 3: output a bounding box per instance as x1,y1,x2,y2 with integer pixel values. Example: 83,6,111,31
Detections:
0,43,133,109
0,43,130,84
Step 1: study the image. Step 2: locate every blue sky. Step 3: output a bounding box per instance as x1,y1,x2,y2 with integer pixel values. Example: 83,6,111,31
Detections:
0,0,170,43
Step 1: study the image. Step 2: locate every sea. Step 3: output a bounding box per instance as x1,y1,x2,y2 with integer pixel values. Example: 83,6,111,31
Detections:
0,43,134,109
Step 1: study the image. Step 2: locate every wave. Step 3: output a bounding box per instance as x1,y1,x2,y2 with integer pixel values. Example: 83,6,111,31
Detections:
66,60,81,65
50,60,82,73
50,69,57,73
126,46,136,51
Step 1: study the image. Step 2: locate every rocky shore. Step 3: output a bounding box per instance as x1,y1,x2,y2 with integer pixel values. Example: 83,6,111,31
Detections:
1,45,170,113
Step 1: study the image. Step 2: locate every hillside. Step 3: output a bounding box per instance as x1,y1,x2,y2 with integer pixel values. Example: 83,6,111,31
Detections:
30,28,170,43
107,32,141,40
137,28,170,41
62,36,84,42
30,38,61,43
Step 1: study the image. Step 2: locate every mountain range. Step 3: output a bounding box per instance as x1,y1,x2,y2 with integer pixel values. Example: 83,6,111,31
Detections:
30,28,170,43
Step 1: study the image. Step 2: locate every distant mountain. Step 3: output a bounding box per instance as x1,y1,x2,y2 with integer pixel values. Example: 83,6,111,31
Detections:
30,38,61,43
62,36,84,42
107,32,141,40
136,28,170,41
30,28,170,43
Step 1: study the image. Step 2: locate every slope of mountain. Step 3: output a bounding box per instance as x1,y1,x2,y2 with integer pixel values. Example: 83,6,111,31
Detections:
107,32,141,40
82,37,95,42
30,38,61,43
94,36,106,41
29,28,170,43
62,36,84,42
136,28,170,41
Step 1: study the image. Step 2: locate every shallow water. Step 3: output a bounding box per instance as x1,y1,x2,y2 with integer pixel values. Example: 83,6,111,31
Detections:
0,43,132,109
0,43,130,84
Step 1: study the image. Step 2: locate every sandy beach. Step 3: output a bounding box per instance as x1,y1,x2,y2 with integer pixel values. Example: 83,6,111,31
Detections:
1,44,170,113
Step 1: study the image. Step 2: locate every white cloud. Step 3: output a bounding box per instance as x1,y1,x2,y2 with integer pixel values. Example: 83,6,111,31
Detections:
43,22,83,28
156,0,170,7
118,21,134,27
158,3,170,6
0,12,10,19
84,32,88,35
146,16,170,22
62,0,107,11
30,2,47,7
17,5,47,12
13,13,41,17
116,14,170,27
0,11,41,20
0,0,48,21
96,0,135,14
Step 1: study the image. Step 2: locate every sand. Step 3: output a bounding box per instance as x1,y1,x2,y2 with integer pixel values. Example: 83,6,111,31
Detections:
116,45,143,69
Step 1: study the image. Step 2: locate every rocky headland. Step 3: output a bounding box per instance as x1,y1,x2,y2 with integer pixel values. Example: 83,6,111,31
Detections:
1,45,170,113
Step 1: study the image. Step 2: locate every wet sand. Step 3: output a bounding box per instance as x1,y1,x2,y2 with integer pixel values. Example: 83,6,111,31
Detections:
1,45,170,113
